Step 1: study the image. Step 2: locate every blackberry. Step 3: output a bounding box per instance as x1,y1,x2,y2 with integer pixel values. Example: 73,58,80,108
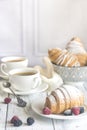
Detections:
27,117,35,125
80,106,84,114
17,97,27,107
13,119,22,127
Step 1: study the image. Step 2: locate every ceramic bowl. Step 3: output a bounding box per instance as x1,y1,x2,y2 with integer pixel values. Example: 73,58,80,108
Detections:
53,63,87,83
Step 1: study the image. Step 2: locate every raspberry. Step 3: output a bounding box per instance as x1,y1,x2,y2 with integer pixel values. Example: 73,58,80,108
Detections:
71,107,80,115
63,109,72,116
27,117,35,125
4,97,11,104
13,119,22,127
43,107,51,115
10,116,19,123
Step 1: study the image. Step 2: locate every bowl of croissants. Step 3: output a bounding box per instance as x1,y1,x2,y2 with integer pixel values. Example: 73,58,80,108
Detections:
48,37,87,82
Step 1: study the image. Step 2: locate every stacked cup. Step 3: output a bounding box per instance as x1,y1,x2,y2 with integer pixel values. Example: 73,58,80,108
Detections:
0,56,42,92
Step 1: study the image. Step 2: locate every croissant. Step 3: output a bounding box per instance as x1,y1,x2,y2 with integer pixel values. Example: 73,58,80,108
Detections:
75,54,87,66
66,37,87,66
66,37,86,53
48,48,62,63
48,48,80,67
45,85,84,114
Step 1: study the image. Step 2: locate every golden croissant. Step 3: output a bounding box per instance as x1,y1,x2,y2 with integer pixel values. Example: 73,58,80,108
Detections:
48,48,80,67
45,85,84,114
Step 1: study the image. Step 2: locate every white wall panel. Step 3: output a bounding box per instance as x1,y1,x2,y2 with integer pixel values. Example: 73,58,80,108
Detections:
0,0,24,55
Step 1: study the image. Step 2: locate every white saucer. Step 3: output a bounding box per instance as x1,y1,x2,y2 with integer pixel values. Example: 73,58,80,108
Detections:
31,96,87,120
0,81,48,95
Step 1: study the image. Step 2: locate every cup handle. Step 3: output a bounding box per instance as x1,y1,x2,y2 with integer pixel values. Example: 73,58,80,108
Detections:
0,63,9,76
32,77,41,89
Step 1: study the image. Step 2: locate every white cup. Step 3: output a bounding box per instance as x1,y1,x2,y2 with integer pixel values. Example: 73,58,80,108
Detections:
0,56,28,75
7,68,42,91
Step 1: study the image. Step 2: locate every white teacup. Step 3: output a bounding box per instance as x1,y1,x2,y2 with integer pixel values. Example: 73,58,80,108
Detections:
0,56,28,75
7,68,42,91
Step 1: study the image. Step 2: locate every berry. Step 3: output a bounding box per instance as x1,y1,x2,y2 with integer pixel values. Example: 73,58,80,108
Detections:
43,107,51,115
63,109,72,116
13,119,22,127
4,97,11,104
27,117,35,125
10,116,19,123
71,107,80,115
17,97,27,107
10,116,22,127
79,106,84,114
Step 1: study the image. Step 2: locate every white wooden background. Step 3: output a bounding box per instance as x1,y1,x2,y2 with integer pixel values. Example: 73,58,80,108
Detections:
0,0,87,66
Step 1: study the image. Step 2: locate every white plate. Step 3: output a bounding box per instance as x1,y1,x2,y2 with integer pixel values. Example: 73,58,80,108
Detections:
31,96,87,120
0,81,48,95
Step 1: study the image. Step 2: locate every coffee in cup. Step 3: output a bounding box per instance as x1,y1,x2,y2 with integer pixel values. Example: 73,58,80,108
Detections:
8,68,42,91
0,56,28,75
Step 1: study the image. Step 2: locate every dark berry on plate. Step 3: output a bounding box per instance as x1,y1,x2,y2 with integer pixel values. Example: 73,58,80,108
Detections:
13,119,22,127
27,117,35,125
4,97,11,104
43,107,51,115
79,106,84,114
10,116,19,123
63,109,72,116
71,107,80,115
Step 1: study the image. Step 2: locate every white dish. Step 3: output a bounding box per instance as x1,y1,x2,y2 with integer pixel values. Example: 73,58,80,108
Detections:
31,96,87,120
0,81,48,95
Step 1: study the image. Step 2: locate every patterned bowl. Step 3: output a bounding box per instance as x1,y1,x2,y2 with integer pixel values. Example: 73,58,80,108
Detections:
53,63,87,83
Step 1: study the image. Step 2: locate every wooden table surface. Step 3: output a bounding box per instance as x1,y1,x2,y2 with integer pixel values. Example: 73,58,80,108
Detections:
0,81,87,130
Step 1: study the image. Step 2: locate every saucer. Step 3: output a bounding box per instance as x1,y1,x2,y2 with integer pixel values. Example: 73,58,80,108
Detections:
0,80,48,95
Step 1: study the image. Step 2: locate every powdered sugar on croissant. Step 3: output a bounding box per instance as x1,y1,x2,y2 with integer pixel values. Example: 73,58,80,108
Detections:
66,37,87,66
48,48,80,67
66,37,87,54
